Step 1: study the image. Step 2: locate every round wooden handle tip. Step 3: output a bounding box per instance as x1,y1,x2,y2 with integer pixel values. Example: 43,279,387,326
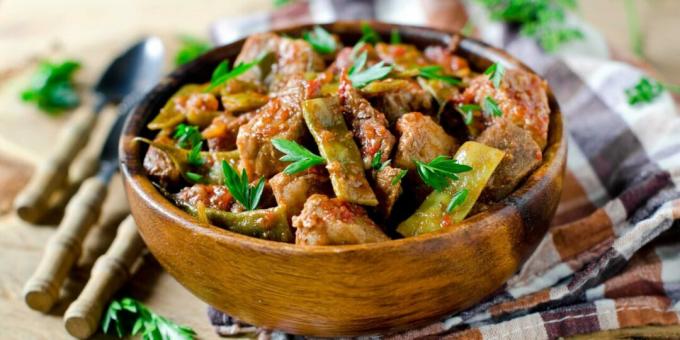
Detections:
65,313,98,339
23,287,56,313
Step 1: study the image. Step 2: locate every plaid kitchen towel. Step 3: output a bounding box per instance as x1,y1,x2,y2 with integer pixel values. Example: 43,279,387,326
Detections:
207,1,680,338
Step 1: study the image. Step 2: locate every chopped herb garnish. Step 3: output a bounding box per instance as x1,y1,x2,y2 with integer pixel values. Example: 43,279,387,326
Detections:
222,161,265,211
175,35,211,66
419,65,461,86
102,297,196,340
483,96,503,117
371,150,391,171
205,53,267,92
477,0,583,52
625,77,665,105
186,141,205,167
390,28,401,44
348,51,393,88
273,0,292,7
415,156,472,191
484,62,505,88
446,188,469,213
392,169,408,185
185,171,203,183
303,26,337,54
174,123,202,148
271,138,325,174
359,22,381,44
457,104,481,125
20,59,81,114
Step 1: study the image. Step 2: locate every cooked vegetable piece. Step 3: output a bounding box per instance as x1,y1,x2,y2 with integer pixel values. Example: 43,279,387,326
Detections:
338,72,395,169
476,118,542,200
179,201,293,242
236,80,306,178
293,194,389,245
460,68,550,148
423,45,470,77
302,97,378,206
396,141,505,237
270,168,332,220
394,112,458,171
148,84,206,130
221,91,269,113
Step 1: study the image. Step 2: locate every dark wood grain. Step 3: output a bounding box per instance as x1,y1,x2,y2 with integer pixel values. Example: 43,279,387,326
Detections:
119,22,566,337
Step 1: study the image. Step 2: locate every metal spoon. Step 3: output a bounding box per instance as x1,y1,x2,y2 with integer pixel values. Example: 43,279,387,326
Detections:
13,37,165,223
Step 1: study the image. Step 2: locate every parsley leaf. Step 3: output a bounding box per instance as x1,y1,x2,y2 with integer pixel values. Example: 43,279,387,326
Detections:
477,0,583,52
484,62,505,88
303,26,337,54
371,150,391,171
185,171,203,183
419,65,461,86
205,53,267,92
222,161,265,211
483,96,503,117
625,77,665,105
390,28,401,44
456,104,481,125
20,60,81,114
359,22,381,44
446,188,469,213
186,141,205,167
174,123,202,149
272,138,325,174
102,297,196,340
415,156,472,191
392,169,408,185
175,35,211,66
348,51,393,88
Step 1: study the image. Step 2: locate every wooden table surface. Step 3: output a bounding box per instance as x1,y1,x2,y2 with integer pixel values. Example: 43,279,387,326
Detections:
0,1,678,339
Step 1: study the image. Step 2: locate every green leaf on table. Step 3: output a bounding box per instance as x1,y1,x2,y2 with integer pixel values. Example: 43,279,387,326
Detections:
20,59,82,114
625,76,665,106
175,35,211,66
102,297,196,340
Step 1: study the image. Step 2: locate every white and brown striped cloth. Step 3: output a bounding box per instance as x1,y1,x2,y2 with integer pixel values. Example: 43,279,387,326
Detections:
207,1,680,339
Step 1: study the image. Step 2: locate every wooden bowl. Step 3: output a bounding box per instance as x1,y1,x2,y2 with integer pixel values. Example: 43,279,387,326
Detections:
120,22,566,336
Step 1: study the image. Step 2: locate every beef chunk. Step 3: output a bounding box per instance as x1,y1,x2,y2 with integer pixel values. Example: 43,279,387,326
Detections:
292,194,389,245
460,68,550,149
175,184,234,211
394,112,458,170
476,118,542,201
371,166,404,220
423,45,470,76
143,135,180,187
202,112,256,152
338,72,396,169
236,80,306,178
269,167,332,220
365,79,434,123
375,43,428,70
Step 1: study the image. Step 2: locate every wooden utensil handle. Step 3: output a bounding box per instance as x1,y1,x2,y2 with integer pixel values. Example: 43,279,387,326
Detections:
23,176,109,312
64,216,144,339
14,110,98,223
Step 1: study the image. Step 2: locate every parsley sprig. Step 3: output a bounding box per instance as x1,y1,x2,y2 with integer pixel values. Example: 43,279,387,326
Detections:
304,26,337,54
419,65,461,86
271,138,325,175
359,22,381,44
102,297,196,340
175,35,211,66
390,28,401,44
484,63,505,88
457,104,481,125
222,161,265,211
186,142,205,167
483,96,503,117
348,51,393,88
625,77,664,105
477,0,583,52
21,60,81,114
174,123,202,149
446,188,469,213
205,53,267,92
415,156,472,191
392,169,408,186
371,151,391,171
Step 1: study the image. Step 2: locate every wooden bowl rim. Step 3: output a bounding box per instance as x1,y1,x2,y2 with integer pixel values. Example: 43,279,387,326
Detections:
120,21,565,255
